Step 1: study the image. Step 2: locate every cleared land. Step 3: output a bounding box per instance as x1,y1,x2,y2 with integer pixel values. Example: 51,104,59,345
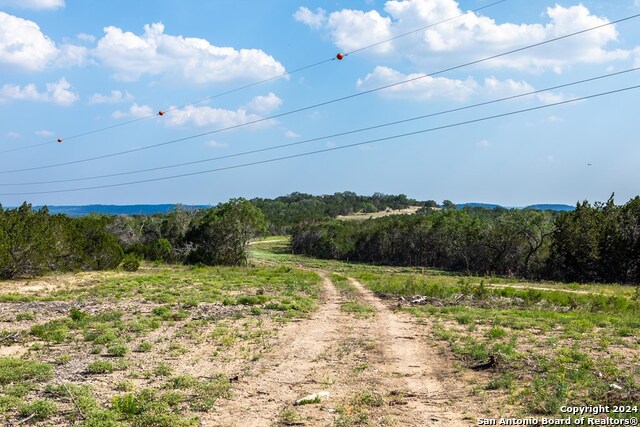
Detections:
0,238,638,426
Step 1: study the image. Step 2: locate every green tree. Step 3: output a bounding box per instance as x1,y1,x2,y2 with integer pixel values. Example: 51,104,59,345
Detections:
186,198,266,266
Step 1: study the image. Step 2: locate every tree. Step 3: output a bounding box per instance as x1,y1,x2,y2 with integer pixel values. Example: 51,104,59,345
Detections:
442,200,456,210
186,198,266,266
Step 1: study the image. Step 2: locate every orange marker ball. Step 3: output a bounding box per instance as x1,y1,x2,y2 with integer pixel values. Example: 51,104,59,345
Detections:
336,53,344,60
158,110,165,116
57,138,63,143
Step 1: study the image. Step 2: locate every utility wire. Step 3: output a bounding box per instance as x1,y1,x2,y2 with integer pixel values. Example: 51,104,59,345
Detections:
1,11,638,175
2,66,638,187
2,84,638,197
0,0,507,155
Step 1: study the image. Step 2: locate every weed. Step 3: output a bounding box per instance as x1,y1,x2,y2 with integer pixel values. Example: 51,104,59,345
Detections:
86,360,114,374
107,344,129,357
0,357,53,385
136,341,153,352
18,399,57,421
154,363,172,377
15,312,36,321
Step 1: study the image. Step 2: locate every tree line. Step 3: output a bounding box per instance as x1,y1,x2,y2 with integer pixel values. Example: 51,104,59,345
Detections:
250,191,430,234
291,196,640,284
0,199,265,279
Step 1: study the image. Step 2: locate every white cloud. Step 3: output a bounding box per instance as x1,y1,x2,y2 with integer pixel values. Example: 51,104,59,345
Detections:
7,131,20,138
206,140,229,149
0,78,78,106
357,66,477,100
35,129,54,137
164,104,264,128
545,115,563,123
0,0,64,10
77,33,96,43
0,12,58,70
93,23,286,83
89,90,134,105
477,139,490,148
111,103,153,119
299,1,631,72
285,129,300,138
293,7,326,29
0,12,86,71
356,65,565,103
245,92,282,114
634,47,640,67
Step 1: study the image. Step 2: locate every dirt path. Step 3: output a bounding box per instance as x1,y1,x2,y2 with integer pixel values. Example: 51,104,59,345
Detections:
206,271,344,426
347,277,471,426
207,270,474,426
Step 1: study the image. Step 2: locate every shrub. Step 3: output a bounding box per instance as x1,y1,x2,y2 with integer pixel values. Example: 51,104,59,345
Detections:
18,399,57,421
0,357,53,385
121,253,141,272
107,344,129,357
86,360,114,374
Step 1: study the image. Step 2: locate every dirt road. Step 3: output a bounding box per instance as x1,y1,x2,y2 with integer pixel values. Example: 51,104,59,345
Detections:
207,270,474,426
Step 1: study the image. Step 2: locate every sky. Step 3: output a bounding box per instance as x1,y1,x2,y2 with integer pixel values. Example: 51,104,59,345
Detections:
1,0,639,207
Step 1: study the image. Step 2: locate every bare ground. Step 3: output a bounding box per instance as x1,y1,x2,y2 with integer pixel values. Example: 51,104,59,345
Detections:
206,271,478,426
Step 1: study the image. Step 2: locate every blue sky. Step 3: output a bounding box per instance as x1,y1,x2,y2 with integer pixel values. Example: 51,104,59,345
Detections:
1,0,639,207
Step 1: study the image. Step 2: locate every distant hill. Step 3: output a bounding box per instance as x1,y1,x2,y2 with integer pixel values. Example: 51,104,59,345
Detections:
32,204,209,217
525,204,575,211
457,202,575,211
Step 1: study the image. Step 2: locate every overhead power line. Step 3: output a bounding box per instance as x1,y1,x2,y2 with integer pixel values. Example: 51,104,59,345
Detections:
1,11,638,175
0,0,508,155
2,66,638,187
2,83,638,197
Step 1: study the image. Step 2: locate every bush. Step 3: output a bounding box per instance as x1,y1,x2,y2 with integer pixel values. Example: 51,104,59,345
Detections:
86,360,114,374
121,253,141,272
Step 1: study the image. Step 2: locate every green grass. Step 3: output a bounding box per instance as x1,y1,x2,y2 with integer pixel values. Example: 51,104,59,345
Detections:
0,357,53,385
0,263,322,425
330,273,376,318
86,360,114,374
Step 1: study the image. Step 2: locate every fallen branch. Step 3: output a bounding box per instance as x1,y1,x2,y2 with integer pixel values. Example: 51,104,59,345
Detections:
14,413,36,425
62,382,85,420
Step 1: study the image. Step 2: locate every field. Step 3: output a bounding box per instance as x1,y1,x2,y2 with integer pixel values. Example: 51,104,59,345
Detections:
0,237,638,426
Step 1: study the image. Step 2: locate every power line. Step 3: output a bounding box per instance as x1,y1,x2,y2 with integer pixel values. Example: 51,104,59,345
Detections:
2,12,638,175
2,66,638,187
2,84,638,197
0,0,508,155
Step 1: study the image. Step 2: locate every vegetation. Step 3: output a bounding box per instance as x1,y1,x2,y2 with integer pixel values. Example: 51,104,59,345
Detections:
251,191,427,233
292,195,640,284
0,203,123,279
0,264,320,425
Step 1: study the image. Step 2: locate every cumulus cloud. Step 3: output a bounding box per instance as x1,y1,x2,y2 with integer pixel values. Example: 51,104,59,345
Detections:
0,12,86,70
357,65,477,100
293,7,326,29
356,66,564,103
245,92,282,114
89,90,134,104
93,23,286,83
0,78,78,105
77,33,96,43
0,0,64,10
6,131,21,138
111,103,153,119
297,0,631,72
0,12,58,70
164,105,263,128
